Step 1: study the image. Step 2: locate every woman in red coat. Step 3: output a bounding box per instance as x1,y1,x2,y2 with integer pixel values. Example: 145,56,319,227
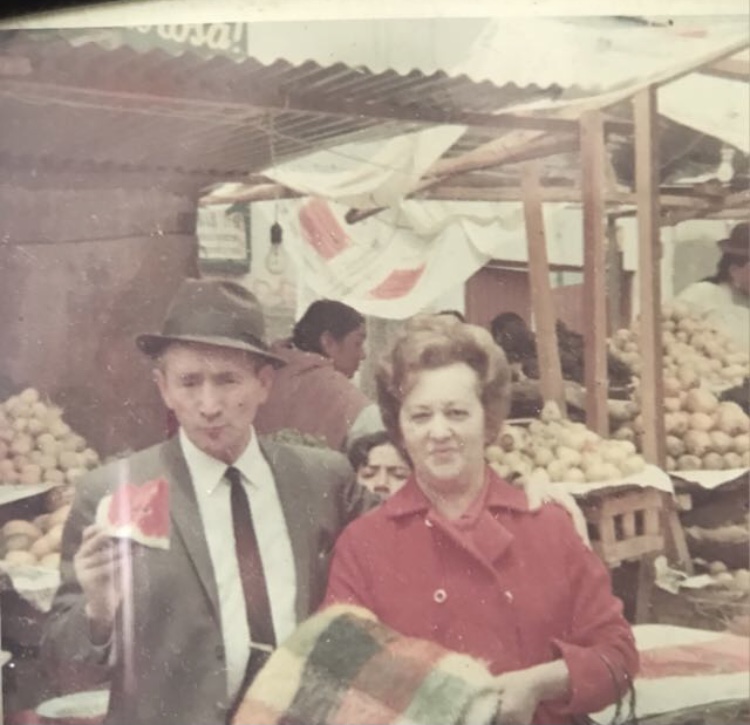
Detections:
324,315,638,725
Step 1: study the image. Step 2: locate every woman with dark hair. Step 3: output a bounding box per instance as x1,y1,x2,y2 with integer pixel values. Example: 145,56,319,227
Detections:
255,299,382,450
291,300,367,379
677,222,749,349
347,431,410,496
324,314,638,725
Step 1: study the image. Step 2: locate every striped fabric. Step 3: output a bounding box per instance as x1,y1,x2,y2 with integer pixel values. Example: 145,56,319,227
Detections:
232,605,501,725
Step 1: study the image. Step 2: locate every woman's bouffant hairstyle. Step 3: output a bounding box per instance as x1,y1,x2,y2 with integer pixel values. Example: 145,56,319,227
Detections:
375,315,511,445
292,300,365,355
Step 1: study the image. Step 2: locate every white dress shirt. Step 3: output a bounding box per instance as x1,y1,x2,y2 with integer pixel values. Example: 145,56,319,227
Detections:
180,428,297,701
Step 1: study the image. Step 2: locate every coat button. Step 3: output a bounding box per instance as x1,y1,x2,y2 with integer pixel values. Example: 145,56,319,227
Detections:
433,588,447,603
215,645,225,661
504,590,514,603
425,518,434,527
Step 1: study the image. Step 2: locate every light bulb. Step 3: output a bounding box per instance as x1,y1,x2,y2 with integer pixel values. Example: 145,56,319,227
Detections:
716,146,734,183
265,222,286,275
265,244,286,275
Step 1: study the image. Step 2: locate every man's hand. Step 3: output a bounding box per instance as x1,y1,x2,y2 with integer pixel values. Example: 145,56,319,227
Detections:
74,525,125,641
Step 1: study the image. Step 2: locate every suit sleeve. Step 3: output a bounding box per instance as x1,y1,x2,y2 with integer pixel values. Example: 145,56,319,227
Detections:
549,511,639,716
329,451,382,526
41,471,114,684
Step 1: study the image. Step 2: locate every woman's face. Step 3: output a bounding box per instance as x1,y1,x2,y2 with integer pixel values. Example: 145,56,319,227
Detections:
398,363,487,494
325,324,367,378
356,443,410,496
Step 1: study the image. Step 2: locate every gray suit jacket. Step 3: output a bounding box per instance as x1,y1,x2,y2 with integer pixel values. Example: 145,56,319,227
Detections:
41,436,377,725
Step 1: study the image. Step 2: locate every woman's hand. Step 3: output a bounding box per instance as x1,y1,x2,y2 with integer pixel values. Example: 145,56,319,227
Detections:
493,670,542,725
493,660,571,725
523,481,591,548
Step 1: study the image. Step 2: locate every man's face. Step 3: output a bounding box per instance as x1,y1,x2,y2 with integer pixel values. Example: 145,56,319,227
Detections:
154,342,274,464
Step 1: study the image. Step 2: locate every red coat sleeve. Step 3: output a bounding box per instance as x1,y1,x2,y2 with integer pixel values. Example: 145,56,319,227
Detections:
550,514,640,716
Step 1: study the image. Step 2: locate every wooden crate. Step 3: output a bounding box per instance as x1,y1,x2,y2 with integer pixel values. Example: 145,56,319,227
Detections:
579,488,665,567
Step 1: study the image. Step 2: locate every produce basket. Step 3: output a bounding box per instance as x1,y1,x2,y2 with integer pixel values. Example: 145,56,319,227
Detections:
664,586,750,634
578,486,665,567
684,523,749,571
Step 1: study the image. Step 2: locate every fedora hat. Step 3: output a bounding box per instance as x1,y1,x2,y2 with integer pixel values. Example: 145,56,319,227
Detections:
717,222,749,258
136,279,286,367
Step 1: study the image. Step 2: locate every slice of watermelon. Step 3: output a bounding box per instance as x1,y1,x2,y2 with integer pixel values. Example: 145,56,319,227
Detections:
95,478,170,550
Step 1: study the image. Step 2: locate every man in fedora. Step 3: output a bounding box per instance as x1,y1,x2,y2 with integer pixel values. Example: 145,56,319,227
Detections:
677,221,749,349
42,279,378,725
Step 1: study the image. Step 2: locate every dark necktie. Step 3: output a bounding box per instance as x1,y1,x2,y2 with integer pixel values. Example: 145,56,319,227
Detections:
226,466,276,650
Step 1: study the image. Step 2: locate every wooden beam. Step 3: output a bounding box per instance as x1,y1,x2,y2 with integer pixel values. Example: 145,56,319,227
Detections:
580,110,610,436
698,57,750,81
521,163,566,414
423,184,715,210
605,218,625,335
344,132,578,224
197,180,728,209
524,37,750,118
199,183,302,205
288,91,632,135
3,75,632,140
633,86,666,467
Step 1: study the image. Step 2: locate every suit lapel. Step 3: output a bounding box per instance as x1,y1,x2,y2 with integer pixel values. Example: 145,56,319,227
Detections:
159,437,221,622
259,439,312,622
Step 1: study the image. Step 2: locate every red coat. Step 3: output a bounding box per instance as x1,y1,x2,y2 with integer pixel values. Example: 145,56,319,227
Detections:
324,467,639,725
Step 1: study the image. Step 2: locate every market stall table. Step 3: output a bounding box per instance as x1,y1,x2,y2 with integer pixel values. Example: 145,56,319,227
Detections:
592,624,750,725
559,466,691,621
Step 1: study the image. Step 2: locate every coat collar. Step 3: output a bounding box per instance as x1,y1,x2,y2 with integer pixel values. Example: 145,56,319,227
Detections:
382,466,529,574
159,436,222,622
383,465,529,520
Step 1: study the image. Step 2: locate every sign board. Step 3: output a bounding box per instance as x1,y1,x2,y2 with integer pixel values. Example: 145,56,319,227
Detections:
196,204,251,274
55,24,252,63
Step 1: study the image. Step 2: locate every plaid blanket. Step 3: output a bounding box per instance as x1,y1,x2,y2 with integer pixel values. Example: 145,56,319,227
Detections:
232,605,500,725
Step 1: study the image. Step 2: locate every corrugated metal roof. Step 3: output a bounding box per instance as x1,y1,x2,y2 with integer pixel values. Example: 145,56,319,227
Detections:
50,17,749,93
0,30,559,184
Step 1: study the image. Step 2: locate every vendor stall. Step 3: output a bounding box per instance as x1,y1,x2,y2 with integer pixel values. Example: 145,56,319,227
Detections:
0,12,747,725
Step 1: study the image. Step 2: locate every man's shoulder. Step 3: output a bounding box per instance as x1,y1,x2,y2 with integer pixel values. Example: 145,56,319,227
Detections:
260,437,351,478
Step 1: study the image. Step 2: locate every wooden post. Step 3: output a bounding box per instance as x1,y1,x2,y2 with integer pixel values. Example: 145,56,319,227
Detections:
605,218,625,335
579,111,609,435
521,163,566,413
633,86,666,467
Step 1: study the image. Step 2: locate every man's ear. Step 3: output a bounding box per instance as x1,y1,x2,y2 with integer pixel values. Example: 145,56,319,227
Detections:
256,363,276,405
153,367,173,410
258,363,275,389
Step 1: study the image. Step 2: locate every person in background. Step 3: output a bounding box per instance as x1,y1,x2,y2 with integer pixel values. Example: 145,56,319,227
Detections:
490,313,632,388
324,315,638,725
677,222,749,350
255,300,383,451
42,280,377,725
347,431,410,497
490,312,537,377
